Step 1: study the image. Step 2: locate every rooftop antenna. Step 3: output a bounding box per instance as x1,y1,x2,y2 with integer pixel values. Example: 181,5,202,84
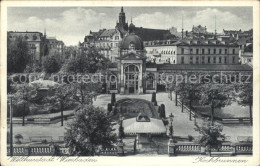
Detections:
214,15,217,38
181,13,184,39
44,28,46,36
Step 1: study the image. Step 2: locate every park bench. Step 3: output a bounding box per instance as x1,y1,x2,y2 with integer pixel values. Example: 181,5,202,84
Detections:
29,136,53,143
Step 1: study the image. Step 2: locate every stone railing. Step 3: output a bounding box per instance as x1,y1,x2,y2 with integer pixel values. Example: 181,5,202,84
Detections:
7,145,54,156
168,141,253,156
234,143,252,155
174,143,201,154
99,147,118,156
7,144,122,156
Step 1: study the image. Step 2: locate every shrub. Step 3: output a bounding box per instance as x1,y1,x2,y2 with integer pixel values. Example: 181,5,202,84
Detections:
107,103,112,113
188,135,194,142
158,106,161,114
41,139,48,144
14,134,23,144
154,101,158,106
111,93,116,106
160,104,166,118
151,92,156,102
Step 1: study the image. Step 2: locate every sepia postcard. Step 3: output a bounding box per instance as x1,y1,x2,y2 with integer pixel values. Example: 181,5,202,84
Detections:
0,0,259,166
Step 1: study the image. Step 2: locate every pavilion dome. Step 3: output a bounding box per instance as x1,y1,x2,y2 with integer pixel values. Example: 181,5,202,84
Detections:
120,34,144,50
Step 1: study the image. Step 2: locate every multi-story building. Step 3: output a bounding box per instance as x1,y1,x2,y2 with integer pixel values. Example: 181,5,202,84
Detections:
46,37,65,57
239,43,253,67
145,39,240,65
7,31,47,62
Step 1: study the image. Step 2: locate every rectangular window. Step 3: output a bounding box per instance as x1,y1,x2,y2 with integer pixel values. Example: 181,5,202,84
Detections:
232,56,235,63
233,49,235,54
181,48,184,54
224,57,227,63
208,49,211,54
208,57,211,63
202,56,205,64
196,49,199,54
196,56,199,64
213,49,216,54
202,49,205,54
181,56,184,64
219,49,222,54
190,49,193,54
225,49,227,54
219,57,222,63
190,56,193,64
213,57,216,63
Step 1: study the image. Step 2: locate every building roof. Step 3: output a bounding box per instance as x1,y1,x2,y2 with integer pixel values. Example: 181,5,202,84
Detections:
123,117,166,134
29,79,59,88
135,27,170,41
156,64,253,71
99,29,117,37
120,34,144,50
8,31,43,42
244,44,253,53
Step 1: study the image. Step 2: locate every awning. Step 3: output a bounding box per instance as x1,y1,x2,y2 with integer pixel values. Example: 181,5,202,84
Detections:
123,117,166,134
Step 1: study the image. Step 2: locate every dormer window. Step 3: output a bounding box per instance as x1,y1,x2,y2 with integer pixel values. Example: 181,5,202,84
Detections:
33,35,37,40
129,42,135,50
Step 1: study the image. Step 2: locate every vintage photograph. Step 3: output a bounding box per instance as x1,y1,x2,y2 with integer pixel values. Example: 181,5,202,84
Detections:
3,4,256,162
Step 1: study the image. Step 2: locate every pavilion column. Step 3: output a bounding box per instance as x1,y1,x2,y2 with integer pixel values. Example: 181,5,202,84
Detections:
138,63,143,94
120,63,125,94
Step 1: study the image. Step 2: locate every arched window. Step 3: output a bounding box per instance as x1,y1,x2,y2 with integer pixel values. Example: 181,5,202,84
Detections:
129,42,135,50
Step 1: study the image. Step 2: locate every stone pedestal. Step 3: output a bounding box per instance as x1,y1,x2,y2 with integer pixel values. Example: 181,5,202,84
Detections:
200,145,206,155
117,142,124,156
168,139,175,156
24,146,30,156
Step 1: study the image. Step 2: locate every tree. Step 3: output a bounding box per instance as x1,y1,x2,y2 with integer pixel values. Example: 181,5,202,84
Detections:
194,118,225,152
235,82,253,126
42,55,62,74
7,37,31,73
199,84,232,125
65,47,109,74
46,83,73,126
175,82,190,113
64,105,117,156
72,81,102,109
12,83,36,126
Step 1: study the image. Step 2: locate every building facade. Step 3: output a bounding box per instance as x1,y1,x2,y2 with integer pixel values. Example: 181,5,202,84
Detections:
7,31,65,63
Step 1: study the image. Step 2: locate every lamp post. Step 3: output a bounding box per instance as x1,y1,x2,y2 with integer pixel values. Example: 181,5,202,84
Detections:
169,113,174,139
8,94,14,156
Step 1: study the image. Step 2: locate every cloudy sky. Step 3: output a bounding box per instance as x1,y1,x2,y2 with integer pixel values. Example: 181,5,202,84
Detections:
8,7,252,46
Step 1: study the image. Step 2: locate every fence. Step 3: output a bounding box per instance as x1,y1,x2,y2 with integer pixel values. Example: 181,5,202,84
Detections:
177,99,252,124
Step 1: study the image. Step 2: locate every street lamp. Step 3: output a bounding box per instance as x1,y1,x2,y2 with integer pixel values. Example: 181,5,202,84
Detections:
169,113,174,139
8,94,14,156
